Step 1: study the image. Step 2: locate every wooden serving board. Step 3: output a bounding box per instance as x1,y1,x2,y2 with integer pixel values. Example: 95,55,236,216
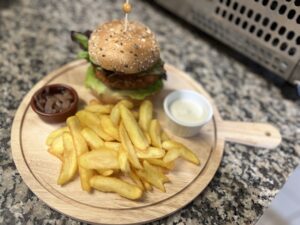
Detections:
11,60,281,225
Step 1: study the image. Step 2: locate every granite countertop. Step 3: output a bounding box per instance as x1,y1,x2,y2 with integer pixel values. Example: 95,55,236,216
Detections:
1,0,300,224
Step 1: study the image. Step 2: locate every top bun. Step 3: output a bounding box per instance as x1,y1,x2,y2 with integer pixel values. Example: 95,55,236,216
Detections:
88,20,160,74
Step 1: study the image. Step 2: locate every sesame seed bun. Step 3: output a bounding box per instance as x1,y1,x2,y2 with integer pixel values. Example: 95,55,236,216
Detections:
88,20,160,74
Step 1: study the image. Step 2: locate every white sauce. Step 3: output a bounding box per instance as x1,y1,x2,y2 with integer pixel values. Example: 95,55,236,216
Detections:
170,99,205,124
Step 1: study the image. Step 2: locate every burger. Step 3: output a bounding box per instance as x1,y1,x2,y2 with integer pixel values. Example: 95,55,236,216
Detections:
71,20,166,103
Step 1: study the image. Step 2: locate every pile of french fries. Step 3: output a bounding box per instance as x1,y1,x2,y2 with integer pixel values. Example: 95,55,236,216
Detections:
46,99,200,200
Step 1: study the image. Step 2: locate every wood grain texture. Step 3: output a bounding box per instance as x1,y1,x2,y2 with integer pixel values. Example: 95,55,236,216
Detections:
11,60,281,225
218,121,282,149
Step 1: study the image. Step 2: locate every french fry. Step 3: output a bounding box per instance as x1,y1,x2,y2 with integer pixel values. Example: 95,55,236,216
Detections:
76,110,114,141
57,133,78,185
110,100,134,126
142,180,152,191
79,168,95,191
67,116,93,192
161,131,170,142
178,147,200,165
137,162,168,192
90,176,143,200
138,100,153,132
162,140,181,149
79,149,119,170
162,140,200,165
46,126,69,146
110,106,121,127
136,147,165,159
149,119,162,148
85,104,113,114
119,123,143,169
163,149,181,163
119,104,149,150
47,97,203,200
118,149,130,173
97,169,114,176
104,142,121,152
48,135,64,160
100,115,120,141
144,160,170,183
81,127,104,149
128,167,144,190
144,131,151,144
48,148,63,161
147,158,174,170
67,116,88,155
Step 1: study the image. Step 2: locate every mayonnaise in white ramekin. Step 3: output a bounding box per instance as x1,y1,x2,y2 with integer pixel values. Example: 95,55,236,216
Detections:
163,90,213,137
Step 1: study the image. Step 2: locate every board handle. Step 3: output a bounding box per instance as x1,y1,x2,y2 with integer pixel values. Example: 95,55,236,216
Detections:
218,121,281,149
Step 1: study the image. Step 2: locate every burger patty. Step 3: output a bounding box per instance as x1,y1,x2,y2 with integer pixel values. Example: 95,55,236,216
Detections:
95,69,160,90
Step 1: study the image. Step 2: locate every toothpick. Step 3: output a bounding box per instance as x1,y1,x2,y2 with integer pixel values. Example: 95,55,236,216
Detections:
124,0,129,32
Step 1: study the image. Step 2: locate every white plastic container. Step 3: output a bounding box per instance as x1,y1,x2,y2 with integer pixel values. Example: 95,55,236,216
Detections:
163,90,213,137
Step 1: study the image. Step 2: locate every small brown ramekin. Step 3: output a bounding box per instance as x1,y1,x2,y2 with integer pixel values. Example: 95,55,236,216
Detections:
30,84,79,123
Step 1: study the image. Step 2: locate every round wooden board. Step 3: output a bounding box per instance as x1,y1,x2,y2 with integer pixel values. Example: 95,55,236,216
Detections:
11,60,224,225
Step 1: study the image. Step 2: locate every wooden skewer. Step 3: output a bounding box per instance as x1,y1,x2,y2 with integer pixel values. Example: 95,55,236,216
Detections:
123,0,131,32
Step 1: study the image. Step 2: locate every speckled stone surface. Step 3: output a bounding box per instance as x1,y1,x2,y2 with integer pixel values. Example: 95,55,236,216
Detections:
1,0,300,224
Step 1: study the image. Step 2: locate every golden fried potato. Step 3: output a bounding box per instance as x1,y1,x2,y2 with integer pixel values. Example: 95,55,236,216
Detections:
81,127,104,149
118,149,130,173
138,100,153,132
90,176,143,200
118,100,134,109
162,140,200,165
136,161,169,192
144,160,169,183
110,100,134,126
79,148,119,170
46,126,69,146
119,123,142,169
110,106,121,127
128,167,144,191
48,135,64,160
104,142,121,152
161,131,170,142
67,116,94,191
76,110,114,141
136,147,165,159
119,104,149,150
144,131,151,144
147,158,174,170
142,180,152,192
163,149,181,163
96,169,114,176
162,140,181,149
85,104,113,114
149,119,162,148
57,133,78,185
67,116,88,155
48,148,63,161
79,168,95,191
100,115,120,141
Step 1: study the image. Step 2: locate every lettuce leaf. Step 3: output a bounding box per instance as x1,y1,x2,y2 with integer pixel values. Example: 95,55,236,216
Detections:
85,65,107,94
77,51,90,60
70,31,90,50
85,64,163,100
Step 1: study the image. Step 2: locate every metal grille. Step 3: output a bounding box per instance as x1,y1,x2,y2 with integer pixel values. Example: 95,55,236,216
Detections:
154,0,300,83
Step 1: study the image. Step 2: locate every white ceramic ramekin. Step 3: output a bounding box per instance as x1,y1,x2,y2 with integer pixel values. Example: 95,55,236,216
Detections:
163,90,213,137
